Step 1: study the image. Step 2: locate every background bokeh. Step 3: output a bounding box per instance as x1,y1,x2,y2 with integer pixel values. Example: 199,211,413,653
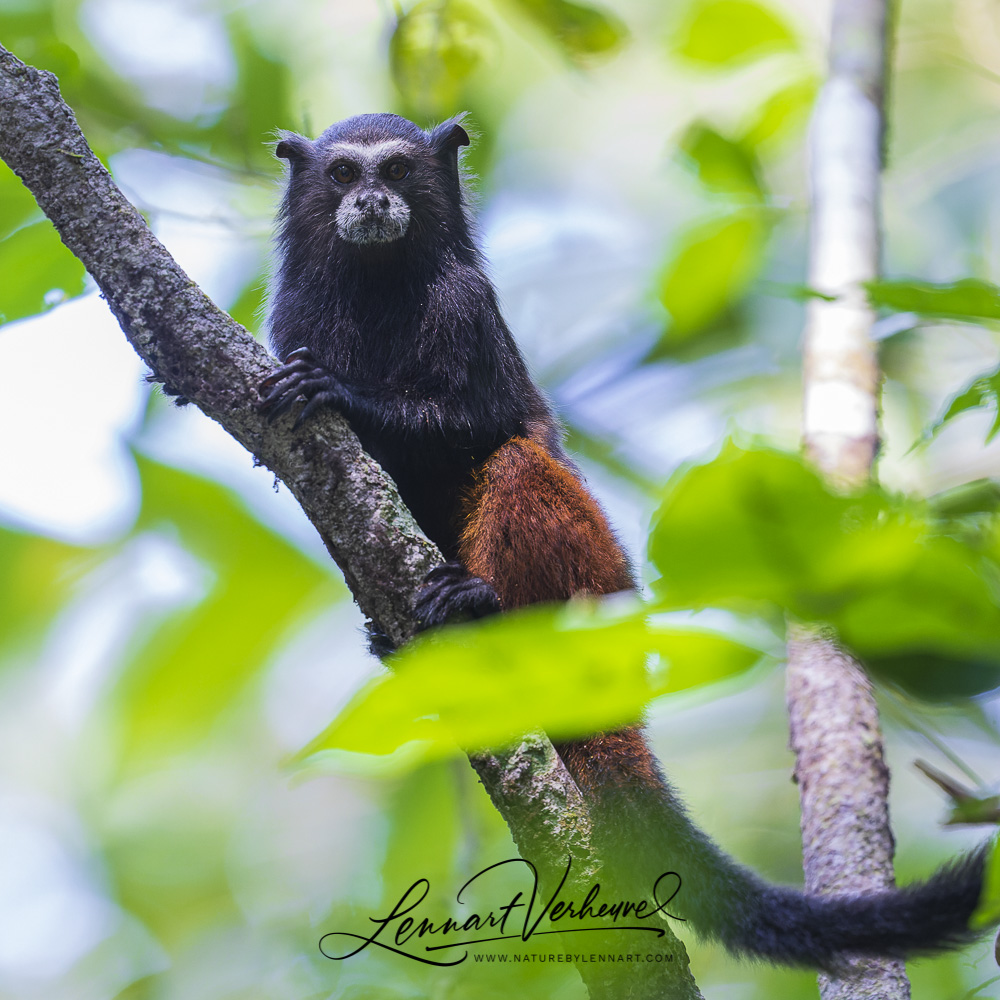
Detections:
2,0,1000,996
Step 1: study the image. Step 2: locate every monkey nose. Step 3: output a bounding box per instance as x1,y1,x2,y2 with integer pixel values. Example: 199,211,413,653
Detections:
355,192,391,212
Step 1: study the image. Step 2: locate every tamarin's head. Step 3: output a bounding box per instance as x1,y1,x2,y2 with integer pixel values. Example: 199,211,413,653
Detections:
276,113,470,250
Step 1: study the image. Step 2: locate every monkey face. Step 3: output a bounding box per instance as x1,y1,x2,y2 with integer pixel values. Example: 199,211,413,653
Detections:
275,114,470,254
324,142,414,246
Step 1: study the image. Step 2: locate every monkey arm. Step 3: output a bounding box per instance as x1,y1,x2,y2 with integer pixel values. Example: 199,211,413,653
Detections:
259,346,516,450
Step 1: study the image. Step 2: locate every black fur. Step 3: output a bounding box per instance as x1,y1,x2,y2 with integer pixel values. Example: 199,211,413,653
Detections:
582,748,990,968
263,112,560,557
414,561,501,627
261,112,993,968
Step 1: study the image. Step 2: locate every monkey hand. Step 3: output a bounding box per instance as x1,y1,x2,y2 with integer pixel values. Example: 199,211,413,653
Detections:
258,347,348,428
415,562,501,631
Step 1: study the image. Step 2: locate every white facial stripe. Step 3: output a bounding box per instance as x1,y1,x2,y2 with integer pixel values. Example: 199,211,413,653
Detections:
322,140,414,171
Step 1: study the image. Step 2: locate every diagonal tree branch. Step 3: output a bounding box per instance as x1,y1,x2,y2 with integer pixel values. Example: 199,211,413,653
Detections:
786,1,910,997
0,44,701,1000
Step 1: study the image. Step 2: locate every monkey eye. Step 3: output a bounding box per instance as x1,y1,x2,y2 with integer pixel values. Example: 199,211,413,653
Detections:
331,162,357,184
384,160,409,181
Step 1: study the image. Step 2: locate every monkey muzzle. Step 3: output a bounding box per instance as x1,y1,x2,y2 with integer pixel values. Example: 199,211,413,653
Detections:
336,190,411,246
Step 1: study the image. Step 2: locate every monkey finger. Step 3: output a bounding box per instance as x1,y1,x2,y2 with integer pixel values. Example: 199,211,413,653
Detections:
258,379,305,412
259,358,314,389
293,389,341,428
284,346,319,363
259,370,313,405
415,566,500,629
422,561,468,584
259,390,304,421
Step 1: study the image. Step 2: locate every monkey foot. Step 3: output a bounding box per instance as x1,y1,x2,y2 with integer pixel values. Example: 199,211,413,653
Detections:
145,371,190,406
365,621,396,659
415,561,501,630
258,346,345,427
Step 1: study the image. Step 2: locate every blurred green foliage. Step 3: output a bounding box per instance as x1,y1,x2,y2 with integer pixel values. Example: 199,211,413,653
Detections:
657,210,771,347
651,445,1000,698
115,456,343,761
652,5,814,353
672,0,797,68
504,0,627,61
0,525,96,655
296,604,763,760
3,0,1000,998
390,0,496,117
975,840,1000,927
0,167,87,323
868,278,1000,323
864,279,1000,441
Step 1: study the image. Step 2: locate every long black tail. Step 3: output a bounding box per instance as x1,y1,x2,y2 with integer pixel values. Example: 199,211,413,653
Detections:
557,728,991,968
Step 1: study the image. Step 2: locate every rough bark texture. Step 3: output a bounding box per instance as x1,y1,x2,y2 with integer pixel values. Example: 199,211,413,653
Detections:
0,43,700,1000
787,629,910,998
788,0,909,997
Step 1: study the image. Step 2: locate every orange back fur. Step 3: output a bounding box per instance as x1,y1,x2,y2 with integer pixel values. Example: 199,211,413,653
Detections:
458,437,634,609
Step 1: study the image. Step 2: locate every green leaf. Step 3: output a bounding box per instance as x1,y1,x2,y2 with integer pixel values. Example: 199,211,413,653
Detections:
882,280,1000,441
943,793,1000,826
678,122,763,197
656,210,770,345
928,479,1000,519
741,77,817,149
214,19,295,168
652,627,763,692
115,456,344,759
650,445,866,613
928,373,1000,443
381,760,461,911
227,272,267,334
673,0,797,68
295,601,764,759
760,282,835,303
0,160,41,241
507,0,626,60
649,445,1000,698
297,604,655,758
0,526,99,660
867,278,1000,322
390,0,495,116
0,218,88,325
973,836,1000,928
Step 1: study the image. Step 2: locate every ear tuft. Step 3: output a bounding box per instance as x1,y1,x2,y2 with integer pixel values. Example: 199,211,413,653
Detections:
429,115,472,159
274,132,312,165
432,121,470,153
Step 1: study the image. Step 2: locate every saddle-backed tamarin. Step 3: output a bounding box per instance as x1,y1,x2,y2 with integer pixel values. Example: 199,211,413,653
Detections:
259,112,989,968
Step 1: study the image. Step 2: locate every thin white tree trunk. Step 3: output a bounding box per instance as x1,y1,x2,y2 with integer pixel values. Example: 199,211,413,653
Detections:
786,1,911,997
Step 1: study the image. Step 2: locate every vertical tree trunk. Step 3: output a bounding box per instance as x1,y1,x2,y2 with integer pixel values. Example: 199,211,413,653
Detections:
786,1,911,997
